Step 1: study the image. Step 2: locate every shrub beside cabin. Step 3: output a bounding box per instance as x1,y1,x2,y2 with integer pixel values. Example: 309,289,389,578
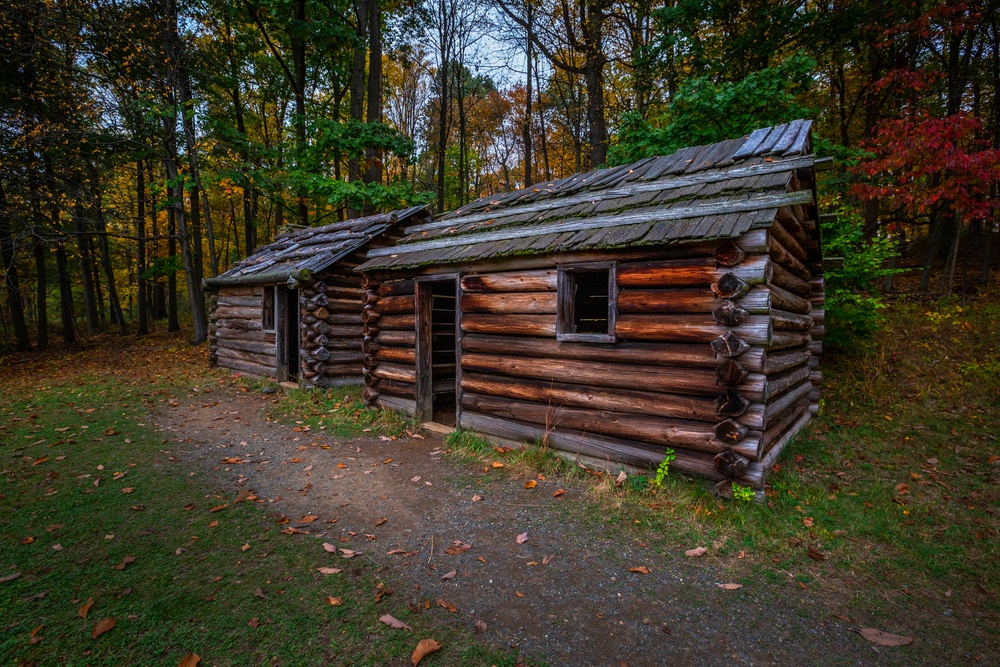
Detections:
203,206,431,388
357,122,825,490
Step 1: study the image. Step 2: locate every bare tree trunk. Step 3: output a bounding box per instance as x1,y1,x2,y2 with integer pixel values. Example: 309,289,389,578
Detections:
522,0,533,187
54,240,75,345
0,181,31,350
136,159,149,336
34,236,47,348
292,0,308,224
348,0,368,218
73,202,99,333
364,0,383,214
88,162,127,334
166,203,180,332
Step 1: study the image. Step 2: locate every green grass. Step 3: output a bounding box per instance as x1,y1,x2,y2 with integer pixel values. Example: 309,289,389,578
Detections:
0,338,519,666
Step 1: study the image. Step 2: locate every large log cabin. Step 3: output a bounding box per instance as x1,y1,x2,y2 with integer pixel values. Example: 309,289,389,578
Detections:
356,122,825,490
203,205,431,389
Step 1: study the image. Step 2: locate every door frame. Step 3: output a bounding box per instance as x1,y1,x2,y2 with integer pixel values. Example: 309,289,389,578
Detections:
414,274,462,423
275,285,300,382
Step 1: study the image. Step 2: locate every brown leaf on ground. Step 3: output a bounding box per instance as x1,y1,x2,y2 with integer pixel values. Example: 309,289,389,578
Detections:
375,517,388,526
20,536,34,545
717,583,743,590
316,567,343,574
411,638,442,665
685,547,707,558
387,549,419,556
221,457,243,464
515,532,528,545
91,617,116,639
46,524,64,532
471,495,483,502
112,555,136,570
515,590,524,598
78,597,95,619
436,598,457,613
29,624,44,643
491,462,504,468
379,614,412,630
542,554,554,565
629,566,651,574
339,549,361,558
327,596,343,606
859,628,913,647
807,546,826,562
524,480,537,489
207,520,219,528
183,503,195,511
178,653,201,667
0,572,22,584
802,517,814,527
299,515,318,523
336,462,347,469
444,541,471,555
241,543,251,552
553,489,566,497
474,620,487,633
322,542,338,553
248,618,260,628
253,588,268,599
209,503,228,513
441,570,456,580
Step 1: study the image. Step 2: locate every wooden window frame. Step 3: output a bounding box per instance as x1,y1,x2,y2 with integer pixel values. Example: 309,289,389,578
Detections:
261,286,276,333
556,261,618,343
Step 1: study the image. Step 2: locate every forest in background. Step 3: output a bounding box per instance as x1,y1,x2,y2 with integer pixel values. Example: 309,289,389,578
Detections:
1,0,999,352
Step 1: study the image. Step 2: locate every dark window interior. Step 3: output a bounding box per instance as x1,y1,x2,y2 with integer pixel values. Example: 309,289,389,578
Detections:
430,281,456,426
570,270,610,334
262,287,275,331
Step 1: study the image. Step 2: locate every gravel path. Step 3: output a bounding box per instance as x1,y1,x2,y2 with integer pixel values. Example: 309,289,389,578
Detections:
156,387,919,667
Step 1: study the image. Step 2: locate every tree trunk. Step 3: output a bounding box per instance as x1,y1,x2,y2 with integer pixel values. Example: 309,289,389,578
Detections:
89,162,127,334
136,159,149,336
364,0,383,213
166,203,180,332
54,240,75,345
73,203,99,334
292,0,308,224
0,181,31,350
583,0,607,168
347,0,368,218
34,236,47,349
522,1,533,187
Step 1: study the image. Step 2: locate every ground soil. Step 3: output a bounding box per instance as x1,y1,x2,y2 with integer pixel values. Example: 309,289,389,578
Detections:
156,386,954,667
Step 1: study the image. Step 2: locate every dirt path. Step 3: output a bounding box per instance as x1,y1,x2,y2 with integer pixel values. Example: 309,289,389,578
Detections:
156,386,911,667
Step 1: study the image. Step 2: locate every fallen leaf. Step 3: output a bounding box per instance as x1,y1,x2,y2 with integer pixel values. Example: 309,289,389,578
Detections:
178,654,200,667
52,543,63,552
491,462,504,469
542,554,554,565
524,480,537,489
375,517,388,526
241,543,251,552
299,515,318,523
807,546,826,562
616,470,627,486
471,495,483,502
336,462,347,469
444,541,472,555
253,588,267,599
515,532,528,545
209,503,228,513
327,596,343,606
113,555,136,570
803,517,814,528
553,489,566,497
322,543,338,553
0,572,22,583
717,583,743,590
436,598,457,613
20,536,34,545
33,457,49,466
184,503,195,511
91,617,116,639
685,547,707,558
248,618,259,628
441,570,456,580
46,524,63,532
474,620,486,632
859,628,913,647
380,614,412,630
629,566,651,574
515,590,524,598
79,597,95,619
317,567,343,574
208,520,219,528
411,638,442,665
387,550,419,556
339,549,361,558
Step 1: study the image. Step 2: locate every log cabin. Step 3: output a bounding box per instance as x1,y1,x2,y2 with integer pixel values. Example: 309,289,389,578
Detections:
356,122,826,491
203,205,431,389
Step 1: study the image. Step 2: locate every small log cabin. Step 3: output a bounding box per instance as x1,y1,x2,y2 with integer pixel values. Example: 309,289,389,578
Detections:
356,122,825,490
203,205,431,389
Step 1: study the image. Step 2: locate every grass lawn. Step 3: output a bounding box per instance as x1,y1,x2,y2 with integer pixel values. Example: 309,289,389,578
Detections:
0,337,517,667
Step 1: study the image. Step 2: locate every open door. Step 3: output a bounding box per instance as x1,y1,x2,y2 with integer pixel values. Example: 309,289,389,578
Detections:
275,286,300,382
415,278,458,424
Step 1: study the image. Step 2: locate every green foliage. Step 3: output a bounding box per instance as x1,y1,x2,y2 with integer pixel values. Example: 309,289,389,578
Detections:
446,429,494,454
610,54,816,166
139,254,182,280
653,449,676,487
731,483,755,502
821,207,901,347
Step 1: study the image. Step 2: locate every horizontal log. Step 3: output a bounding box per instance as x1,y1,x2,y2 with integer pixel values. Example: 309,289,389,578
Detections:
768,234,811,280
361,307,380,324
765,380,812,421
375,395,417,416
809,387,821,402
770,263,812,297
808,356,819,369
461,270,556,293
809,294,825,307
460,353,767,402
809,308,825,324
372,362,417,384
378,294,415,315
378,314,416,330
377,347,416,364
764,348,811,375
776,206,809,246
460,333,766,373
617,255,771,289
216,357,276,378
461,372,766,429
616,314,772,346
809,276,824,291
768,331,812,351
215,285,261,298
617,287,769,315
377,330,416,347
325,313,363,325
769,219,808,263
810,370,823,386
767,366,811,399
320,274,364,289
322,297,361,313
327,286,366,301
461,292,557,314
768,284,811,314
214,327,274,343
756,411,812,486
461,314,556,337
378,279,415,297
810,325,825,341
215,346,275,368
320,350,365,364
762,397,809,449
215,318,262,332
378,379,417,399
461,394,761,458
216,295,263,309
216,339,276,357
771,309,814,331
317,362,363,376
809,340,822,356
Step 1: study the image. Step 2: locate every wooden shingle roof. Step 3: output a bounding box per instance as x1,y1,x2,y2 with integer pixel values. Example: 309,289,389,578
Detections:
205,204,431,288
358,121,815,272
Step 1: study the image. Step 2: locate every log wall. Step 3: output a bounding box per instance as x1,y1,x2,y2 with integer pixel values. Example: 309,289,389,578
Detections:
210,285,279,378
299,255,367,389
361,177,824,490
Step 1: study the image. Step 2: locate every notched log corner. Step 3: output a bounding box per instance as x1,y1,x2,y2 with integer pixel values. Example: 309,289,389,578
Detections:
714,240,747,267
713,419,749,444
711,273,750,299
715,390,750,417
711,331,751,357
712,300,750,326
715,359,750,386
714,449,750,477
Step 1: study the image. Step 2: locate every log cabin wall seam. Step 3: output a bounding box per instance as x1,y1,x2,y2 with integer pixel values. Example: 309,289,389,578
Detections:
357,121,824,490
204,205,431,389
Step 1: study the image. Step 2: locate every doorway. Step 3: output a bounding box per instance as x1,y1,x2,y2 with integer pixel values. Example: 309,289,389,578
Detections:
416,278,458,425
276,286,299,382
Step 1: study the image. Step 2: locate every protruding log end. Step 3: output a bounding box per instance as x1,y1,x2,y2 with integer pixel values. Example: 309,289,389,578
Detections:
711,331,751,357
714,419,749,445
361,307,381,324
362,324,381,337
715,359,750,386
309,293,330,308
714,240,747,267
362,387,379,404
312,280,329,293
712,273,750,299
362,337,380,355
712,300,751,326
364,290,380,307
314,334,329,348
715,390,750,417
714,449,750,478
714,479,734,500
312,307,330,321
312,346,331,362
362,356,379,372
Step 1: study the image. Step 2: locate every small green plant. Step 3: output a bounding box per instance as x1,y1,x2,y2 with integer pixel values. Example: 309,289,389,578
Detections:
653,449,676,487
732,483,755,502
